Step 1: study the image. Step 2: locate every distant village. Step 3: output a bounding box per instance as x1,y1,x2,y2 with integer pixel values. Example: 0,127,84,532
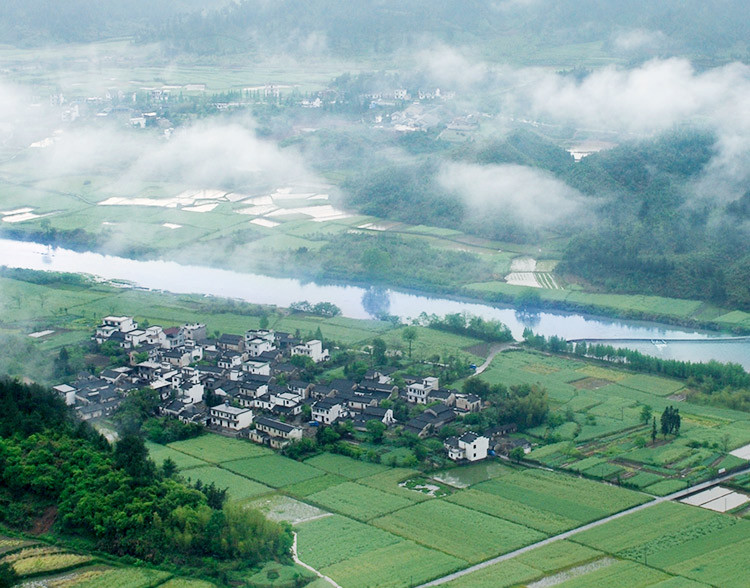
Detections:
53,316,532,463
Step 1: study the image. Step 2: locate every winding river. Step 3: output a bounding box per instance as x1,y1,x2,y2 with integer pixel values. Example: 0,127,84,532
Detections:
1,238,748,369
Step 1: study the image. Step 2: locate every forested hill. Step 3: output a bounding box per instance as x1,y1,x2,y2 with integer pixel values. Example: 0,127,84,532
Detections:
0,378,292,574
2,0,748,62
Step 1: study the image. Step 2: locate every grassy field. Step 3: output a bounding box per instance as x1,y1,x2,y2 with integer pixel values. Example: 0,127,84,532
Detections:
145,441,208,470
473,469,649,524
303,453,389,480
318,540,464,588
181,466,273,501
167,436,273,463
223,455,325,488
306,482,415,522
295,515,402,570
441,541,604,587
373,500,545,564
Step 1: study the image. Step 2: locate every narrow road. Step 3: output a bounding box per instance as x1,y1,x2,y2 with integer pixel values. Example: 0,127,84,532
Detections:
473,342,518,375
292,532,342,588
417,466,750,587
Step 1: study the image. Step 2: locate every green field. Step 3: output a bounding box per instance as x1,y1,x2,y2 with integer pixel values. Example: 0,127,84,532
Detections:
356,468,433,502
65,567,173,588
145,441,208,470
283,473,348,498
445,489,579,534
319,540,464,588
224,455,325,488
167,436,272,463
373,500,545,563
473,470,649,524
303,454,389,480
441,541,604,587
182,466,273,501
296,515,402,570
306,482,415,522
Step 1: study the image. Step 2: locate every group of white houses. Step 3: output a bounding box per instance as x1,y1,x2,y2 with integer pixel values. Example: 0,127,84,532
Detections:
62,315,530,461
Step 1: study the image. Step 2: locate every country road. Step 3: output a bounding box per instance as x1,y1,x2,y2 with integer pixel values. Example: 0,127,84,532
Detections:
417,465,750,587
473,342,518,375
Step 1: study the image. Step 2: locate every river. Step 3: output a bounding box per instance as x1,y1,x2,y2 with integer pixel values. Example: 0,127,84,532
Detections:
1,238,748,369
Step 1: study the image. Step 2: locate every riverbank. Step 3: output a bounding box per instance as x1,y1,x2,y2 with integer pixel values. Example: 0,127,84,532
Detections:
2,231,749,337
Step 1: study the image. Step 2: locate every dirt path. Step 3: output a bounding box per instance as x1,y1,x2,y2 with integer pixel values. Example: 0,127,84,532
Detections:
291,532,342,588
473,342,518,375
417,466,750,587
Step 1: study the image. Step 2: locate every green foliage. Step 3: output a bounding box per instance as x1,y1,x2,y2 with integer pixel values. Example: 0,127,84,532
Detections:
0,379,292,571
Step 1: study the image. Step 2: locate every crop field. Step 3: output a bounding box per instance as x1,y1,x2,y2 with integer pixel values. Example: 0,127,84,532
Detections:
318,540,464,588
306,482,415,522
568,502,750,587
0,537,34,554
11,552,93,576
431,461,512,488
283,473,347,498
295,514,402,570
167,436,272,463
445,489,579,534
356,468,432,501
69,567,173,588
473,469,648,524
224,455,324,488
441,541,604,587
181,466,273,501
145,441,208,470
303,453,388,479
373,500,545,563
159,579,216,588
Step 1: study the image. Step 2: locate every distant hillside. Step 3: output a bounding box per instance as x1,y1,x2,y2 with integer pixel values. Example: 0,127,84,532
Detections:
140,0,749,61
1,1,748,63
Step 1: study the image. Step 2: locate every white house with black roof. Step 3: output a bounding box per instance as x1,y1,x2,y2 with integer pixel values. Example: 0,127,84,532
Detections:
312,396,346,424
251,416,303,448
444,431,489,462
209,403,253,430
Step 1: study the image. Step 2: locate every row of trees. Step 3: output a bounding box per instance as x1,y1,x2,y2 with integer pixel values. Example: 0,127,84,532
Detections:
523,330,750,409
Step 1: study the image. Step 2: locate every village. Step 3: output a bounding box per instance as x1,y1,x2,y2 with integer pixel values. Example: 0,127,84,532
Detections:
53,315,531,463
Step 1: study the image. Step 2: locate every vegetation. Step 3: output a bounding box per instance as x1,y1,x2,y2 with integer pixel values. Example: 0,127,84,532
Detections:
0,378,292,579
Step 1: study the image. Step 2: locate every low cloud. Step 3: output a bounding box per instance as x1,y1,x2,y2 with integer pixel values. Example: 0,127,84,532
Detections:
611,29,670,53
438,162,584,228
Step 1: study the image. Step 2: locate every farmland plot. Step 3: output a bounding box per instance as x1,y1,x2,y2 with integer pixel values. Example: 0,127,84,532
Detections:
373,500,545,563
303,454,388,479
306,482,414,521
357,468,433,501
12,553,94,576
320,540,464,588
224,455,324,488
69,567,172,588
441,541,603,588
145,441,207,470
168,436,272,463
295,515,402,570
445,488,579,534
474,470,648,524
283,473,347,497
182,466,272,501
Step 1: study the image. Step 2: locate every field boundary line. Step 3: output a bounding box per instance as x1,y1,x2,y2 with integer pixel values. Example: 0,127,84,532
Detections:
416,465,750,587
291,532,342,588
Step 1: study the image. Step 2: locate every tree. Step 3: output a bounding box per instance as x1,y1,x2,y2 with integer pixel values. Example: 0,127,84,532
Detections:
162,457,178,478
651,417,657,444
0,562,18,588
371,338,387,365
366,420,386,444
402,327,418,358
509,447,526,463
113,434,156,483
640,404,652,424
